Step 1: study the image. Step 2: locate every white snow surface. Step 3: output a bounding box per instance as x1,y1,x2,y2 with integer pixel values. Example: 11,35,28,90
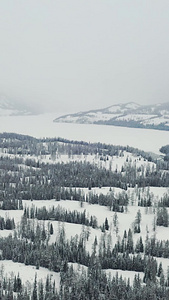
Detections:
124,103,140,110
0,108,19,116
0,260,60,289
107,103,140,113
1,187,169,285
106,105,122,113
142,116,169,126
0,113,169,154
1,195,168,251
84,112,121,122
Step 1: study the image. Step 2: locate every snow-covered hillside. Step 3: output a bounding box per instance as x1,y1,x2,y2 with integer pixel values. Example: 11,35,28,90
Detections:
54,102,169,131
0,133,169,297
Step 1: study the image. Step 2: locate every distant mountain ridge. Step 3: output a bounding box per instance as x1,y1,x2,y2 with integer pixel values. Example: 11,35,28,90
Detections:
54,102,169,131
0,95,38,116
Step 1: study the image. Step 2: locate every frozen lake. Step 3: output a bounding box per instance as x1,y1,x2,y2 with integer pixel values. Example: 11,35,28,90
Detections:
0,113,169,154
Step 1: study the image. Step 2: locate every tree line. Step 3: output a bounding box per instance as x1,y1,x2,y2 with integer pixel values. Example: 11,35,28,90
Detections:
24,205,98,229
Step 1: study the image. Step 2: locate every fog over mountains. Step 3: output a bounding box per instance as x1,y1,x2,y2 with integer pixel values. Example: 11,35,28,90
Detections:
2,95,169,132
54,102,169,131
0,95,40,116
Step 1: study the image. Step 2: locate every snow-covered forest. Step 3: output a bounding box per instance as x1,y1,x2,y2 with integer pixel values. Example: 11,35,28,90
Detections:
1,0,169,297
0,132,169,298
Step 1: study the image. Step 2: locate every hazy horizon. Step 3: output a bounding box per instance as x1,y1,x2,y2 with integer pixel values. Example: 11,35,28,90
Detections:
0,1,169,113
2,93,169,116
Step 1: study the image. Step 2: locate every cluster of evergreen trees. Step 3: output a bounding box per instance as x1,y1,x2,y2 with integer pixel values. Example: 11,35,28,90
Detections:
0,216,15,230
0,220,164,283
0,132,155,161
0,226,89,271
2,133,169,298
1,198,23,210
0,270,58,300
1,132,169,210
158,193,169,207
145,236,169,258
156,207,169,227
0,209,168,298
58,266,169,300
24,205,98,228
85,191,128,211
1,155,169,207
54,187,128,211
1,264,169,300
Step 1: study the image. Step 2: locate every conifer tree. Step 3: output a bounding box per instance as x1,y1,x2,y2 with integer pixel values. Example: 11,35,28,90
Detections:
158,262,163,277
127,229,134,253
50,223,54,235
32,274,38,300
105,218,109,230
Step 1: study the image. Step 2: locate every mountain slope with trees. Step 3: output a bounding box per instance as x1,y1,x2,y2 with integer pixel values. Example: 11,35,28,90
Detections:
54,102,169,131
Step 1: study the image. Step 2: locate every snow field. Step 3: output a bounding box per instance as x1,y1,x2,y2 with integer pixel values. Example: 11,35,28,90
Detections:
0,260,60,290
1,113,169,154
142,116,169,126
23,197,169,278
1,184,169,248
0,187,169,285
104,269,144,285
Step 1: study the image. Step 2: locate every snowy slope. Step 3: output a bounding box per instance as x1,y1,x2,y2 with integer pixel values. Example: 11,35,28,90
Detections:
54,102,169,131
0,133,169,292
0,260,60,289
2,194,169,285
0,135,169,290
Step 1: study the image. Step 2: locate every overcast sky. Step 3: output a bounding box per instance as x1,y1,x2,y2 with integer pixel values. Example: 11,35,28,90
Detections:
0,0,169,113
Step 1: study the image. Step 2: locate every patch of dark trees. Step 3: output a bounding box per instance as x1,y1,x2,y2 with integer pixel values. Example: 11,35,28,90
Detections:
145,236,169,258
0,198,23,210
1,157,169,206
1,133,169,211
0,227,160,279
54,187,128,211
95,119,169,132
0,132,155,162
0,263,169,300
24,205,98,229
0,216,15,230
0,215,168,299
